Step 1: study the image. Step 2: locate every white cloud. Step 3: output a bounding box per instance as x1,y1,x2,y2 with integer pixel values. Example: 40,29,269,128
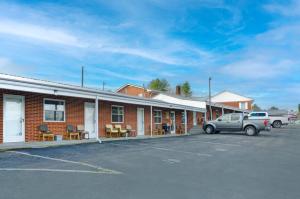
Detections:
221,58,294,79
0,57,34,74
0,19,87,47
264,0,300,16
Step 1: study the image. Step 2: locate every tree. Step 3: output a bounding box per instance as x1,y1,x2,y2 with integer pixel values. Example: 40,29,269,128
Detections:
252,104,262,111
148,78,170,91
269,106,279,111
181,81,192,97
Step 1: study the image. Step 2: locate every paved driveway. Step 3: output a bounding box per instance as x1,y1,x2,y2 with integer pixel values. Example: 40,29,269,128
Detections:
1,127,300,199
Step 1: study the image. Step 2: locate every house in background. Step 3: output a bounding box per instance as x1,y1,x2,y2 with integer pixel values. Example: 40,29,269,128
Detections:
210,91,253,110
116,84,154,98
116,84,251,122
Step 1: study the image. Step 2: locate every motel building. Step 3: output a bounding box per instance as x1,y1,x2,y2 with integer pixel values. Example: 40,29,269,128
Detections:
0,74,206,144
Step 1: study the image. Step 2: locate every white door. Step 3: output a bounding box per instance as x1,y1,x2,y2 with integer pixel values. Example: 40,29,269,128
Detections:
170,111,176,134
3,94,25,143
84,102,96,138
137,108,145,136
193,111,197,126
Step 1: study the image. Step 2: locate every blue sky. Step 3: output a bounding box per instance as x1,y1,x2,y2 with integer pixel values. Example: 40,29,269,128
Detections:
0,0,299,110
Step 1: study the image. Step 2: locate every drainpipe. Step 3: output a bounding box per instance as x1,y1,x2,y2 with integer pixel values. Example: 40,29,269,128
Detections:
150,105,153,137
95,96,102,143
184,109,187,134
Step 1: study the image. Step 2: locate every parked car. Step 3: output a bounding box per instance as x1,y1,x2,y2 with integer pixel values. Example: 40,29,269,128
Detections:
203,113,271,136
248,112,289,128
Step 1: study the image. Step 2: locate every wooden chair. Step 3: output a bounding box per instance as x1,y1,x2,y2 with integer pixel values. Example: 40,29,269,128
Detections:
77,125,89,139
38,124,54,141
176,125,184,134
126,125,136,137
115,125,128,137
65,125,80,140
153,124,165,135
105,124,119,138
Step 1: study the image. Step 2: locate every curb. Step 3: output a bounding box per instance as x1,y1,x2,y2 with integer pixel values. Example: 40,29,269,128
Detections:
0,133,197,152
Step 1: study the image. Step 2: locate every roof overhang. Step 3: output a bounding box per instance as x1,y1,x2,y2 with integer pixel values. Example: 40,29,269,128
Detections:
0,74,204,112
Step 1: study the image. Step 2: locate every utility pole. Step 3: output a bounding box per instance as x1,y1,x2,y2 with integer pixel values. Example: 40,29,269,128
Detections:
102,81,105,90
81,66,84,87
209,77,212,120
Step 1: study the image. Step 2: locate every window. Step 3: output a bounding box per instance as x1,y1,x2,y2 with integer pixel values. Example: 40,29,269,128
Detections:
220,114,231,122
44,99,65,122
181,112,186,124
231,114,240,121
111,105,124,123
250,112,266,117
154,110,162,124
240,102,248,109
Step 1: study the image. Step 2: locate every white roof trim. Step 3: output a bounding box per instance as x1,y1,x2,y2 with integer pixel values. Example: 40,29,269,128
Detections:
0,74,203,112
153,93,206,111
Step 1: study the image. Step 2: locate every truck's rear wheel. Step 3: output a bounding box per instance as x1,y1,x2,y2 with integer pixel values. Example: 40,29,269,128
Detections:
205,125,214,134
273,121,282,128
244,126,257,136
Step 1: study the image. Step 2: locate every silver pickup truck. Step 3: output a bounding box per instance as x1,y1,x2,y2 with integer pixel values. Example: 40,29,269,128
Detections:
203,113,271,136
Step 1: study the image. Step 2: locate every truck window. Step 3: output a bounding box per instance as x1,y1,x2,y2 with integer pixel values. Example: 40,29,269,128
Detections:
221,114,231,122
258,113,266,117
231,114,240,121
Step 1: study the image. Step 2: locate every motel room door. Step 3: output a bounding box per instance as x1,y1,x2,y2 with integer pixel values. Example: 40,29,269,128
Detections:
84,102,96,138
193,111,197,126
170,111,176,134
137,108,145,136
3,94,25,143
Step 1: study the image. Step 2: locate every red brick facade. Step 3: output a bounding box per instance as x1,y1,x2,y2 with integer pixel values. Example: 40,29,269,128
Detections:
0,89,199,143
117,85,153,98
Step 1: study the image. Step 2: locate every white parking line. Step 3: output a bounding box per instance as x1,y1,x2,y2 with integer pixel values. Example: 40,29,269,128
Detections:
109,143,212,157
0,168,116,174
151,147,212,157
188,140,241,147
7,151,121,174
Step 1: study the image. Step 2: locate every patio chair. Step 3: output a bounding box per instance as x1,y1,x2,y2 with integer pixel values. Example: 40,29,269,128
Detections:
77,125,89,139
65,124,80,140
153,124,165,135
115,125,128,137
176,125,184,134
105,124,119,138
38,124,54,141
126,125,136,137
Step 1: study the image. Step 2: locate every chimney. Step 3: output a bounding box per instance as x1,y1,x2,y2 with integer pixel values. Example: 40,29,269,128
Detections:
176,85,181,96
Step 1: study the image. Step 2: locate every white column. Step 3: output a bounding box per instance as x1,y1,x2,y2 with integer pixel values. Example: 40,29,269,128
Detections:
204,112,207,122
95,96,101,143
184,109,187,134
222,106,224,115
150,106,153,137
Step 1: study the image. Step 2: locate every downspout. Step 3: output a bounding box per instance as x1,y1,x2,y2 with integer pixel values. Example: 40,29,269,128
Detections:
150,105,153,137
95,96,102,143
184,109,187,134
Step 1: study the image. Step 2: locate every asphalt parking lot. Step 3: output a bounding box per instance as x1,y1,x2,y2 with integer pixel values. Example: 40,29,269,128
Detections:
1,126,300,199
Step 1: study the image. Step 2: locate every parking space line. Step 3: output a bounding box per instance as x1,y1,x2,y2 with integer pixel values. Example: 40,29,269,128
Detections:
7,151,121,174
151,147,212,157
0,168,117,174
108,142,212,157
187,140,241,147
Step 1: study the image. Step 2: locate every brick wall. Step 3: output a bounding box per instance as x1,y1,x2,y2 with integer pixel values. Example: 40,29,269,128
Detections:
0,89,197,143
221,101,253,110
118,85,152,98
0,89,90,143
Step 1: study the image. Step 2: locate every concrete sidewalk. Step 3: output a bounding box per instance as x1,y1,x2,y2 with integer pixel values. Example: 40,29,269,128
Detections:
0,133,192,151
